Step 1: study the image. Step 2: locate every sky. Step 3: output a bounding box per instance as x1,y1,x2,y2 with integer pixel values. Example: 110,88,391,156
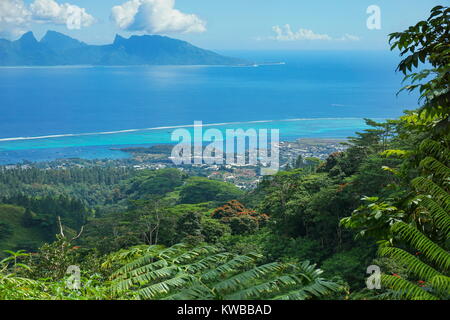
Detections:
0,0,444,50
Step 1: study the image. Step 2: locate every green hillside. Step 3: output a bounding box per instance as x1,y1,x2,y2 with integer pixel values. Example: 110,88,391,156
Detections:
0,204,48,255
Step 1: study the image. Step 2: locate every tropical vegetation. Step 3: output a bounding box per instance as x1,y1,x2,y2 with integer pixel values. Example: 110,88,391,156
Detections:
0,5,448,300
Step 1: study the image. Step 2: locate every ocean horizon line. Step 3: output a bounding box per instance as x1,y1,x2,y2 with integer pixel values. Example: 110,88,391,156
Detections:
0,63,279,69
0,117,380,143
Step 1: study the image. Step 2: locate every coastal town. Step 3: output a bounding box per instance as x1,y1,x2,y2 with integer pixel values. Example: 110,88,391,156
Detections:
1,138,348,190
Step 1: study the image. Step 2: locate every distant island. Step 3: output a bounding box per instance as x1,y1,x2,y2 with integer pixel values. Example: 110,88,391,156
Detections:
0,31,246,66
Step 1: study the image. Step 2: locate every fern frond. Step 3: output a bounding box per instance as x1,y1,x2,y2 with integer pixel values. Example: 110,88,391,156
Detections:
419,156,450,181
417,196,450,235
109,244,339,300
111,257,168,280
131,266,179,286
296,260,323,278
429,275,450,296
111,278,134,293
381,274,438,300
136,273,196,299
200,255,258,282
225,274,298,300
391,222,450,271
378,247,442,281
419,139,450,165
271,279,340,300
412,177,450,211
185,252,234,274
113,245,163,262
212,262,285,293
124,259,169,278
162,284,214,300
173,245,220,265
157,243,190,260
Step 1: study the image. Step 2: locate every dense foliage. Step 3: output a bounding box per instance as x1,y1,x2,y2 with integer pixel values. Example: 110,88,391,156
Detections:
106,244,341,300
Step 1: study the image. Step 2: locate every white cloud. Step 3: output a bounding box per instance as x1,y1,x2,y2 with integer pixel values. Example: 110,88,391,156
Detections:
30,0,95,30
0,0,95,40
0,0,31,39
111,0,206,34
337,33,361,41
270,24,332,41
259,24,361,42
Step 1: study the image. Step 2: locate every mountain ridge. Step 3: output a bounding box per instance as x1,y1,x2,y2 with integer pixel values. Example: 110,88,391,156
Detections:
0,31,246,66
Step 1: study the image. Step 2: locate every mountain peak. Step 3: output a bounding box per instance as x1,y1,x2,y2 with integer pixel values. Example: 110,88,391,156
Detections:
0,30,246,66
113,34,126,45
40,30,85,52
18,31,37,43
42,30,67,40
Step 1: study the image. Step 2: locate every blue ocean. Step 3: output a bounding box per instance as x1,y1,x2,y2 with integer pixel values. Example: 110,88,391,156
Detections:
0,51,419,164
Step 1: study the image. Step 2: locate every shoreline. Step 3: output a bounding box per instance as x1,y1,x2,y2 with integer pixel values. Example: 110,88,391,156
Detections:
0,117,371,142
0,137,348,166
